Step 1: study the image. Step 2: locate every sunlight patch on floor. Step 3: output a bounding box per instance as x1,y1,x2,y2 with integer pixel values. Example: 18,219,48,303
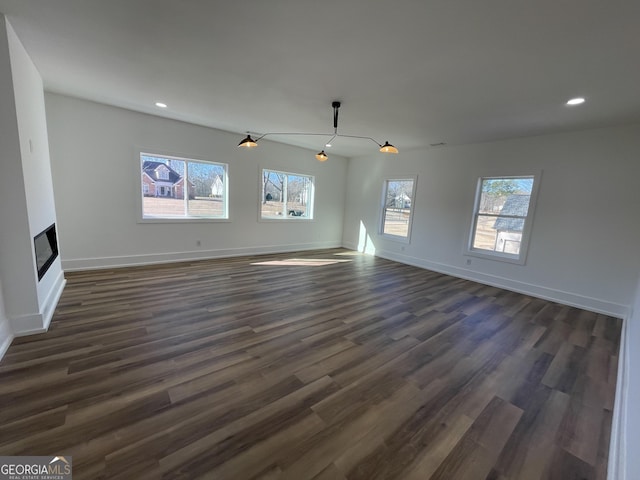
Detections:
251,258,352,267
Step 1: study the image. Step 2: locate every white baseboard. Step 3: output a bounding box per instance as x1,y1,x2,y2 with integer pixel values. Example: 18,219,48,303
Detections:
0,321,13,362
10,312,45,337
10,271,66,337
62,241,343,271
41,271,66,332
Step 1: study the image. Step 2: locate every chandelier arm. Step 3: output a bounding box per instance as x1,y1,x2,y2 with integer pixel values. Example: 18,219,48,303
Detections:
336,133,383,147
254,132,335,142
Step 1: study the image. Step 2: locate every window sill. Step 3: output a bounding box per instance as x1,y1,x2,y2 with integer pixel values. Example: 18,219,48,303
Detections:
138,217,231,224
381,233,411,244
258,217,315,223
465,248,526,265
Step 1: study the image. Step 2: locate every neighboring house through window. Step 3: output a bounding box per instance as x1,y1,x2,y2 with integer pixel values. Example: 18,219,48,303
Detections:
211,175,224,197
467,174,539,264
142,160,185,199
140,152,228,220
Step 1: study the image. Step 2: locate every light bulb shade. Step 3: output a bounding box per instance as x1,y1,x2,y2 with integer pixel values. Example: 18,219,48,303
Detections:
315,150,328,162
238,135,258,148
380,141,398,154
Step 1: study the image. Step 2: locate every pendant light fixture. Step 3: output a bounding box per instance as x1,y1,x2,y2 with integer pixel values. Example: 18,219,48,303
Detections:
237,134,258,148
315,150,328,162
379,141,399,154
238,101,398,161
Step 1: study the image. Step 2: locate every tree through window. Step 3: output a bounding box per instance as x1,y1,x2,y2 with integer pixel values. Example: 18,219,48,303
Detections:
261,169,314,219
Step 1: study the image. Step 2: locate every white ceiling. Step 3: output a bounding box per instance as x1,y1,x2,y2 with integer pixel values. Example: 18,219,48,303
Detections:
1,0,639,157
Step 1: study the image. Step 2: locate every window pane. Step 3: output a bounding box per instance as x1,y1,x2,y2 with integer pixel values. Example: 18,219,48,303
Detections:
470,176,535,258
286,175,311,217
262,171,286,218
473,214,523,254
142,157,186,218
141,153,228,220
261,169,314,219
187,162,226,218
383,208,410,237
479,178,533,215
382,179,414,238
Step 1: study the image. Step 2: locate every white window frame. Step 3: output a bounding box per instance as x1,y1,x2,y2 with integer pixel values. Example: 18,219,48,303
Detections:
466,173,541,264
379,175,417,243
137,150,229,223
259,167,315,221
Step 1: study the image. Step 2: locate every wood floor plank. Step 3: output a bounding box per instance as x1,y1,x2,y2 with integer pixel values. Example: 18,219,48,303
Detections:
280,380,440,480
428,397,522,480
557,396,604,466
496,389,570,480
401,414,474,480
0,248,621,479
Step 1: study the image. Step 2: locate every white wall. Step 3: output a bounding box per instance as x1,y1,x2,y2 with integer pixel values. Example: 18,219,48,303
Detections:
343,124,640,316
45,93,348,269
0,16,64,341
0,17,22,355
0,16,34,322
7,20,64,322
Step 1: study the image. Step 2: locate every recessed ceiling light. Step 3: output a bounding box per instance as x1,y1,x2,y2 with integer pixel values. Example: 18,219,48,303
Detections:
325,143,332,148
155,102,167,108
566,97,585,106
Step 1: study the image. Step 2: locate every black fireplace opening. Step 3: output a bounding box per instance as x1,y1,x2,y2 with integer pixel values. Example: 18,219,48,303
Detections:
34,223,59,281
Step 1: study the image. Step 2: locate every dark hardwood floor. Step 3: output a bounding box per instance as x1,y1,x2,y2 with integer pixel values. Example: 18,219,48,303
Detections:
0,248,621,479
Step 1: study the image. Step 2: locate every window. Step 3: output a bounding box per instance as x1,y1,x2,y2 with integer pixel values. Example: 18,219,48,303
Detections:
380,177,416,241
140,153,228,220
468,175,539,263
261,169,314,220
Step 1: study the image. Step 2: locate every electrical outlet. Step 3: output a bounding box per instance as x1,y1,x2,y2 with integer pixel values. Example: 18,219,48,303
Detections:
466,258,472,265
196,240,201,247
401,246,405,252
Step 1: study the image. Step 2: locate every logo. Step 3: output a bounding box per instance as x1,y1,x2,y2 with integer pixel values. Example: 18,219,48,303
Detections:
0,456,72,479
